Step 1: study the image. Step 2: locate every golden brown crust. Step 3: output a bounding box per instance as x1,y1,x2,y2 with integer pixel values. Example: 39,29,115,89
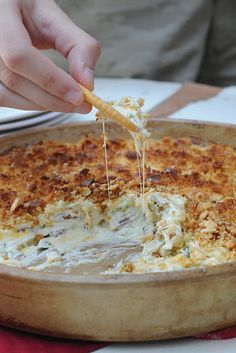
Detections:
0,135,235,236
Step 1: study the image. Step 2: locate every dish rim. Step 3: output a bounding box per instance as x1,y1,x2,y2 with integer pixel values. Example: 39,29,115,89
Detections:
0,261,235,285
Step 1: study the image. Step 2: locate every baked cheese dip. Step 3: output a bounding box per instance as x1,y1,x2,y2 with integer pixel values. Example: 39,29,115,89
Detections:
0,104,235,274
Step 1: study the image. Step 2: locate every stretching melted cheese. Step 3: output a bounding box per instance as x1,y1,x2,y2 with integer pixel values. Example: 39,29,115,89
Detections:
112,97,150,196
97,97,150,197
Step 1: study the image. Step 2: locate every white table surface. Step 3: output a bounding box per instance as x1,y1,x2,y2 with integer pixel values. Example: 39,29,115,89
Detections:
66,78,181,123
65,78,236,125
97,337,236,353
171,86,236,124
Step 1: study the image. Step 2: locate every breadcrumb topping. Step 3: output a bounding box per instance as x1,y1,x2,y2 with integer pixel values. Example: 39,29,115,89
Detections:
0,135,235,272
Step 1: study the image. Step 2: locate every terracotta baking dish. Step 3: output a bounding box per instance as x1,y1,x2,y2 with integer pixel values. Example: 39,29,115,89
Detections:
0,119,235,341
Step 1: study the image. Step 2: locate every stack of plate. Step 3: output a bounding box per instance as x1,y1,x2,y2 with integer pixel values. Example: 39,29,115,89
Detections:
0,109,70,135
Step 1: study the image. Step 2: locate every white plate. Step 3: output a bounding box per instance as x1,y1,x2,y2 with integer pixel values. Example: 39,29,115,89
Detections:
0,112,64,132
0,108,48,123
0,114,70,136
39,114,70,127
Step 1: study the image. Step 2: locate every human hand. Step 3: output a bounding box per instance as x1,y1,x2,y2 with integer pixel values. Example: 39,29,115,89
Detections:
0,0,101,113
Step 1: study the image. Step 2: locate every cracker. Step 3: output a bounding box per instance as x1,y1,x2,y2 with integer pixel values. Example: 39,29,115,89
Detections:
80,85,138,133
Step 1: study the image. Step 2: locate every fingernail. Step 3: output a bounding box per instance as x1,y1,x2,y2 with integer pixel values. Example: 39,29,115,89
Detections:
74,103,93,114
83,67,94,90
65,90,83,105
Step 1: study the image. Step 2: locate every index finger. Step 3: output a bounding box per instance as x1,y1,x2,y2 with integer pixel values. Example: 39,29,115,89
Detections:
0,4,84,106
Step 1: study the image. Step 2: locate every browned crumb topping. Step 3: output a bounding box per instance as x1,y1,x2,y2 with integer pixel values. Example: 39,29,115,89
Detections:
121,263,135,273
0,136,235,251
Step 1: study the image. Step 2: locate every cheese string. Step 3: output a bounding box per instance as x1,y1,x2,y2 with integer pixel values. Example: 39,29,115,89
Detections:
133,135,146,199
142,140,146,199
102,124,146,201
135,143,143,195
99,97,148,201
102,120,111,200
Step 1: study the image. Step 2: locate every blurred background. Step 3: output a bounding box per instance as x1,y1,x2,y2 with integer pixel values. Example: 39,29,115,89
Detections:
47,0,236,87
